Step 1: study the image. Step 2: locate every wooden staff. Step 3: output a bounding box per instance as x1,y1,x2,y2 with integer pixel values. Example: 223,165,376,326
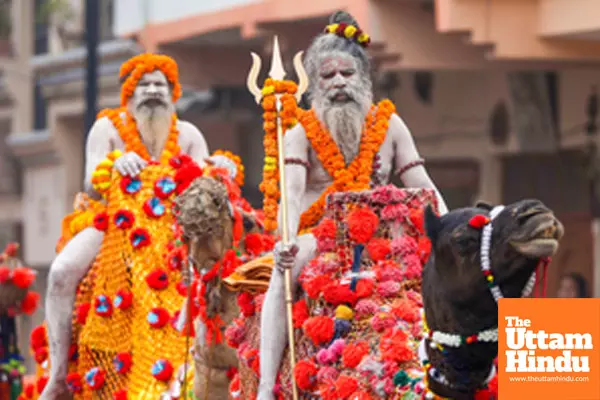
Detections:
247,36,308,400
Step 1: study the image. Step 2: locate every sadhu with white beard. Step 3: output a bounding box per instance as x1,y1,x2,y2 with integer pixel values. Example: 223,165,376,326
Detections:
39,54,209,399
257,11,449,399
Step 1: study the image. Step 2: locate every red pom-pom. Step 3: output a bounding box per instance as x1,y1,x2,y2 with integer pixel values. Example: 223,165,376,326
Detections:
335,375,359,399
4,242,18,257
342,341,369,368
20,291,40,315
30,325,47,350
66,372,83,393
113,352,133,374
355,279,375,299
292,298,309,328
237,292,256,317
76,303,91,325
293,360,318,390
114,289,133,310
409,208,425,234
174,158,204,195
303,316,335,346
323,284,358,306
11,267,36,289
0,266,11,283
469,214,490,229
244,233,265,257
313,218,337,240
347,208,379,244
34,347,48,363
366,238,390,262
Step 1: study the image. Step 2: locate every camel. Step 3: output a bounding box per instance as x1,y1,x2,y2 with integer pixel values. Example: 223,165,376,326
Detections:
176,178,564,399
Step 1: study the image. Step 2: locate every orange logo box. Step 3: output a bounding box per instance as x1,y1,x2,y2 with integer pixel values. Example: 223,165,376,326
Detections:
498,298,600,400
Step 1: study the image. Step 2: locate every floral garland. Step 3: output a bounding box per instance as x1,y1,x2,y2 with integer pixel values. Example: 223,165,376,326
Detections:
259,78,298,232
100,108,181,164
91,150,123,196
296,99,395,231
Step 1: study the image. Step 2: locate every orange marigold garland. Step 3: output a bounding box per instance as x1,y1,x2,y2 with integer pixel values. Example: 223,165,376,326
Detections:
297,99,395,231
99,107,181,164
259,78,298,232
213,149,245,187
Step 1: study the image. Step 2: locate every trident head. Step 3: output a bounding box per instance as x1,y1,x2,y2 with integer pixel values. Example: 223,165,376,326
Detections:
247,36,309,104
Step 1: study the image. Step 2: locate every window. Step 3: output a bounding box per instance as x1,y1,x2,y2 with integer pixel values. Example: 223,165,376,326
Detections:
33,0,48,55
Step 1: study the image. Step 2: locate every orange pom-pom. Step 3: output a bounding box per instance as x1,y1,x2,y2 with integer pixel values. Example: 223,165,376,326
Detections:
293,360,319,391
347,208,379,244
335,375,359,399
469,214,490,229
303,316,335,346
366,238,390,262
342,341,370,368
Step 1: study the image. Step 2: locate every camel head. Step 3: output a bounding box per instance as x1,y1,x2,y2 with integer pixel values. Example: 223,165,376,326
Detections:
424,198,563,305
421,199,564,398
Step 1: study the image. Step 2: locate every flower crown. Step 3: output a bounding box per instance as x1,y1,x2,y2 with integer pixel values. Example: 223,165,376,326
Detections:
324,23,371,48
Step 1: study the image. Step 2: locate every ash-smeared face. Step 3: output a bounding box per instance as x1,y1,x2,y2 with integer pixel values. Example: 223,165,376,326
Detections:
131,70,173,112
312,52,373,162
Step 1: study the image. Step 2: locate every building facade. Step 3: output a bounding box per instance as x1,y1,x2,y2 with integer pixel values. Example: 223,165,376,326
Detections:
2,0,600,370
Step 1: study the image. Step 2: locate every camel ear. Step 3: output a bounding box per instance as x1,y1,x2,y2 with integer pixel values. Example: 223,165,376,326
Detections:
424,205,442,245
475,201,493,211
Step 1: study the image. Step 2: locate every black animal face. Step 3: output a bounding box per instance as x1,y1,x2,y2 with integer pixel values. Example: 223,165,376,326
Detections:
424,199,564,304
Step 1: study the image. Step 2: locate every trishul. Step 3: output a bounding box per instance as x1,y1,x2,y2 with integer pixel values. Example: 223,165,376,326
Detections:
247,36,308,400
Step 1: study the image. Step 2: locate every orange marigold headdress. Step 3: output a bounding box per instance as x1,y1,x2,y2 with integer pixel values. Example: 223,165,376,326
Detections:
119,53,183,107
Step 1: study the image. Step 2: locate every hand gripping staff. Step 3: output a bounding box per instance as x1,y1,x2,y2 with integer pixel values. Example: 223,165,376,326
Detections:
247,36,308,400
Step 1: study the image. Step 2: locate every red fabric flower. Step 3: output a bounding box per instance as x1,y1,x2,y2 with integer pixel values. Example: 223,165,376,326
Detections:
166,247,186,271
303,316,335,346
292,298,309,329
244,233,265,257
114,289,133,310
347,208,379,244
146,268,169,290
10,267,35,289
85,367,106,390
113,352,133,374
113,210,135,230
21,291,40,315
335,375,359,399
237,292,256,317
93,211,109,231
366,238,390,262
151,359,174,381
293,360,319,391
129,227,150,249
93,295,113,318
147,307,170,328
342,341,369,368
76,303,91,325
0,266,10,283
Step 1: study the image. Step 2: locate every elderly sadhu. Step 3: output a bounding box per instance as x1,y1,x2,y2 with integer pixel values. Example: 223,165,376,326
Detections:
38,53,210,399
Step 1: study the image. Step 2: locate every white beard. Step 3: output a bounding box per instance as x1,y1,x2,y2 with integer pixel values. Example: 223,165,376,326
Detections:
315,99,371,164
131,105,173,159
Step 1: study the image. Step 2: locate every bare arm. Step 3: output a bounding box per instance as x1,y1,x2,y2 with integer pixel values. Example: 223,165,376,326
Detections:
180,121,210,167
390,114,449,215
277,124,309,240
83,117,114,198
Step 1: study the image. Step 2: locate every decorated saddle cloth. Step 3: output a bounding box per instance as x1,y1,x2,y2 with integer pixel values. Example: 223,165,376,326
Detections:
28,163,193,400
227,185,439,399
